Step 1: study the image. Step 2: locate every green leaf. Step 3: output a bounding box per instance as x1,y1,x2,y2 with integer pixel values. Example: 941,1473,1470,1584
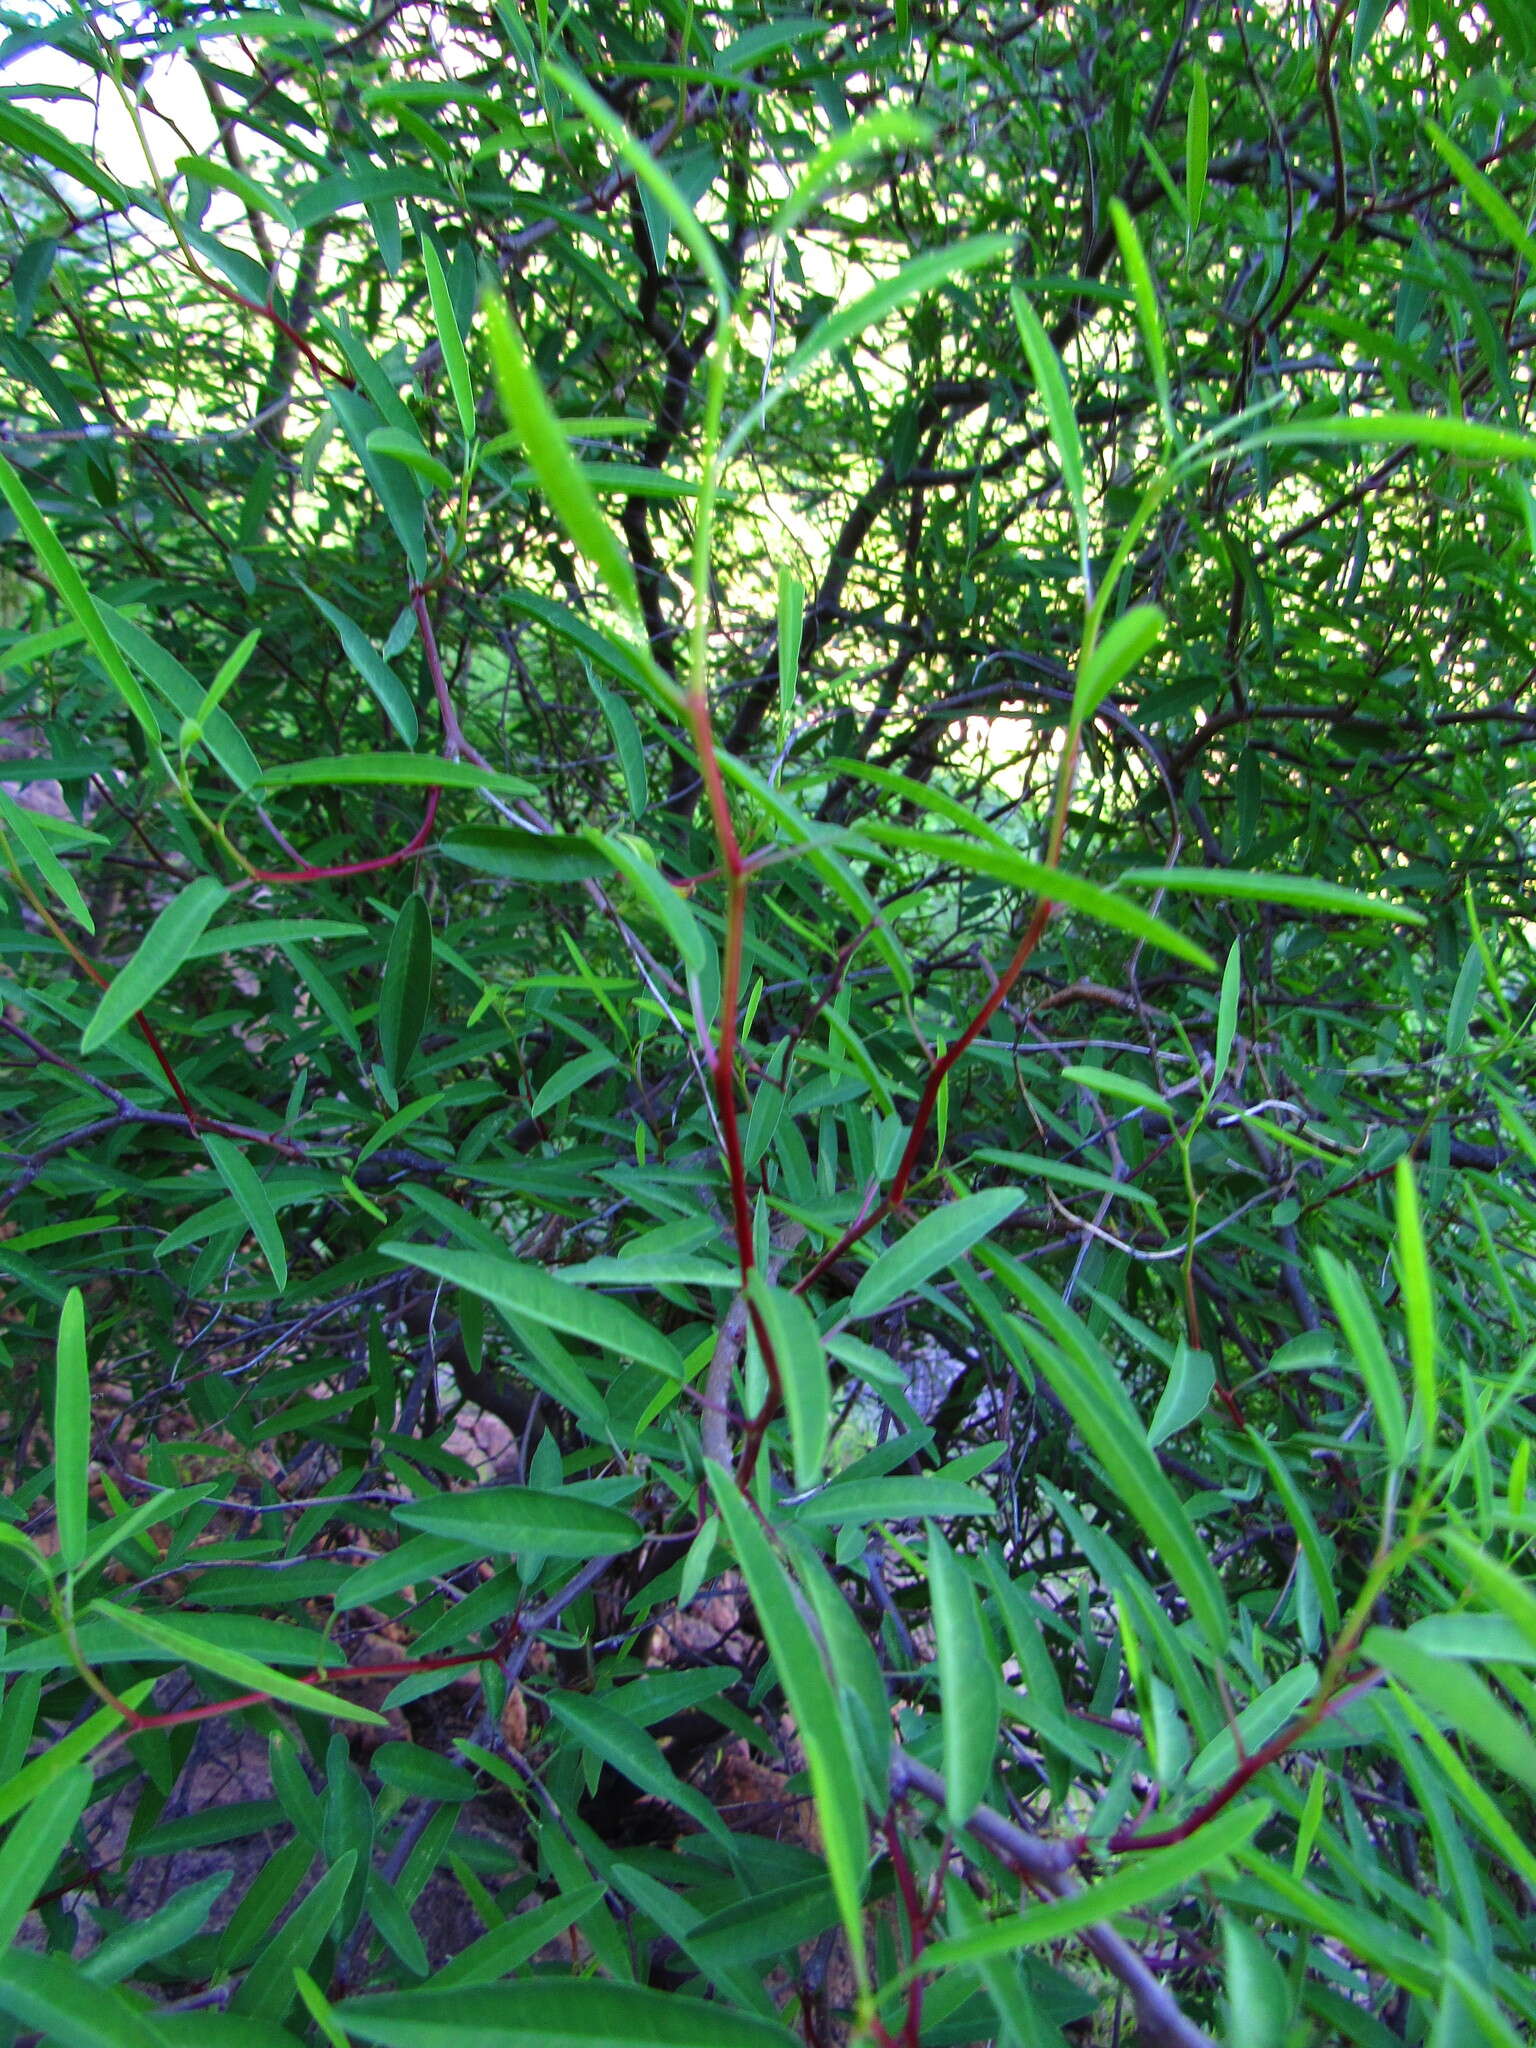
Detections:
1315,1248,1407,1468
339,1980,798,2046
203,1134,287,1291
53,1286,89,1572
777,567,805,738
80,875,230,1054
0,1765,89,1950
394,1483,641,1558
0,455,160,744
1185,63,1209,235
429,1885,607,1989
442,825,609,882
258,754,532,795
1011,288,1090,583
927,1525,997,1827
1117,865,1424,923
548,1690,732,1845
303,587,419,745
1110,199,1174,441
98,604,263,793
791,1476,997,1525
379,891,433,1090
588,830,707,970
0,102,128,207
87,1601,385,1726
713,1478,869,1985
365,427,455,492
920,1797,1270,1966
1424,119,1536,273
1147,1342,1215,1447
0,1685,154,1829
1366,1626,1536,1801
0,1951,163,2048
551,63,732,313
231,1852,357,2019
865,827,1215,967
725,237,1012,459
531,1046,617,1116
1393,1157,1438,1456
589,675,648,818
482,291,642,627
978,1249,1229,1652
849,1188,1023,1320
423,234,476,442
1077,604,1165,723
746,1270,829,1491
177,152,296,228
381,1241,686,1381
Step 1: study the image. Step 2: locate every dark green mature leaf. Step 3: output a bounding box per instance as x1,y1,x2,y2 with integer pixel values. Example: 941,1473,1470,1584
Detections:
394,1484,641,1558
339,1981,797,2046
379,891,433,1089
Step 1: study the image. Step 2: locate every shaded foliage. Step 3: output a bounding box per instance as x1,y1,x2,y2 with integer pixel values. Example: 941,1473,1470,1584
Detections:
2,2,1536,2043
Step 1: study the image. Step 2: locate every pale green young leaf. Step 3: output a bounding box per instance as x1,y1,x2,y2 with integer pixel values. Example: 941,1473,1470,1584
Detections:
1117,865,1423,923
1394,1158,1438,1456
53,1285,88,1573
481,291,643,627
1076,603,1164,723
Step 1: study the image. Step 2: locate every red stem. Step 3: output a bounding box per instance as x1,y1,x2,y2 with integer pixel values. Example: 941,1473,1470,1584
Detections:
248,785,440,885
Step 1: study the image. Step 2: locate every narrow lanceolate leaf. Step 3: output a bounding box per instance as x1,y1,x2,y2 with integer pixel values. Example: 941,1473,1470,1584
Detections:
203,1133,287,1291
1185,62,1209,234
394,1484,641,1559
481,291,643,627
1011,288,1090,581
1117,865,1424,924
1394,1157,1438,1456
849,1188,1023,1321
919,1798,1270,1967
1077,603,1165,723
1315,1248,1407,1468
304,587,419,744
259,753,531,795
80,875,229,1054
423,234,475,441
548,1691,732,1845
0,455,160,744
1366,1627,1536,1802
1109,199,1174,441
1424,119,1536,273
339,1980,799,2048
863,828,1216,968
53,1288,89,1572
979,1249,1229,1652
713,1478,870,1989
0,1951,158,2048
747,1270,830,1491
380,1241,685,1381
88,1601,385,1726
379,890,433,1090
777,567,805,737
0,1766,89,1950
926,1525,996,1827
